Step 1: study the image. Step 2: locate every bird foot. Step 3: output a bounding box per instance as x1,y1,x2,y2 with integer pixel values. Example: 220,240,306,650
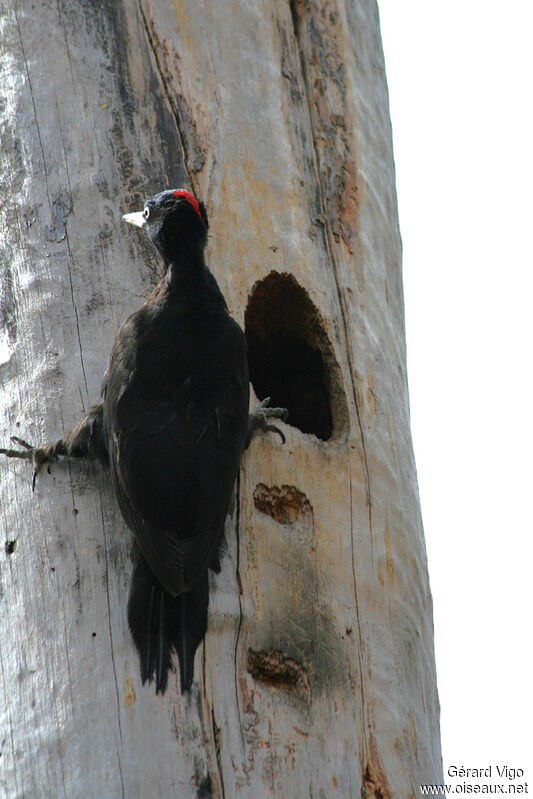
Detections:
246,398,289,447
0,436,56,491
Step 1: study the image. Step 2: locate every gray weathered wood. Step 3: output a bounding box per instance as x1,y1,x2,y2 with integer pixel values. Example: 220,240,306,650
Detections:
0,1,442,797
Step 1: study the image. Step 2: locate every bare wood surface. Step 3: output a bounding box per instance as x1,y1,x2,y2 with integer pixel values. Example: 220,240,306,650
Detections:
0,1,442,797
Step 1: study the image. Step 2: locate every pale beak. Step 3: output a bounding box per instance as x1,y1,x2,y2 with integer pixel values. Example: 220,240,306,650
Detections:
122,211,146,228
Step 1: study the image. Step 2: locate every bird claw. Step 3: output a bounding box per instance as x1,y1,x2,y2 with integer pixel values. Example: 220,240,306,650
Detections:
246,397,289,447
0,436,55,491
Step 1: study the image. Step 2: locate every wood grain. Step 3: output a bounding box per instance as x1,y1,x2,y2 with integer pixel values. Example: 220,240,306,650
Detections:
0,1,442,796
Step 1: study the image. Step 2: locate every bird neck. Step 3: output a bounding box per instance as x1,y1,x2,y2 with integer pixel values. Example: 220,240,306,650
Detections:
162,253,228,311
164,245,205,288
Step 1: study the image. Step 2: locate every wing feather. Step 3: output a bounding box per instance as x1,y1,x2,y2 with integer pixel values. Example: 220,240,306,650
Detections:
104,317,248,595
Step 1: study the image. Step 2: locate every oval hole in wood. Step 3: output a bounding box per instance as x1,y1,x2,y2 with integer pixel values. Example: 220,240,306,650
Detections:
245,271,347,441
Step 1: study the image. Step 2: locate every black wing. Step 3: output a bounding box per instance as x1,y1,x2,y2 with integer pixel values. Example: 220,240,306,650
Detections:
103,312,249,596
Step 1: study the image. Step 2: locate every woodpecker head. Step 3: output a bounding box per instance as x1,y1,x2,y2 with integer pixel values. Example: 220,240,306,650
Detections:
122,189,208,261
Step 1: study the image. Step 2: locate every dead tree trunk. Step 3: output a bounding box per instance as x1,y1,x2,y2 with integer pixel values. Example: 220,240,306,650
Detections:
0,1,442,796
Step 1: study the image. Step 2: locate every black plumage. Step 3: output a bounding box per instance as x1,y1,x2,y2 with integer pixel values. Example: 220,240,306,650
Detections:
103,191,249,691
2,189,281,694
105,190,250,692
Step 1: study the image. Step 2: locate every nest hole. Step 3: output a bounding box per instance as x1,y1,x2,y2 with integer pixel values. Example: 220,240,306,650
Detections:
245,272,346,441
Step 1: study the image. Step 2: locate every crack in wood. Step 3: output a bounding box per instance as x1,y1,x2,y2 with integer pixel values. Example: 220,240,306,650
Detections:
97,485,126,799
286,0,373,759
53,88,91,404
286,0,374,544
233,473,246,754
210,706,225,799
347,454,368,756
138,1,197,193
15,7,90,407
13,2,51,204
362,764,391,799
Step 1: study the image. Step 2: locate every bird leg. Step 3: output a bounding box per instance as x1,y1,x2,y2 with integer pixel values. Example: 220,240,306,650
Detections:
0,437,64,491
0,404,107,491
245,397,289,447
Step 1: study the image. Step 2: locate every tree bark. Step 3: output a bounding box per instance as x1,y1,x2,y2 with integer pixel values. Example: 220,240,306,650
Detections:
0,1,442,797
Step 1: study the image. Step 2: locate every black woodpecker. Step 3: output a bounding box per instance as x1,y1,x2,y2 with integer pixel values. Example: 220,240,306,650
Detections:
1,189,287,694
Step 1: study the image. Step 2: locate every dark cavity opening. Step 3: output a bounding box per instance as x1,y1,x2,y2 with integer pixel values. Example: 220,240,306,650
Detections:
245,272,346,441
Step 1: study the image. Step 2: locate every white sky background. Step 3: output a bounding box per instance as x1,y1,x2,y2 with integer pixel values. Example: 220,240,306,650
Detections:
377,0,533,776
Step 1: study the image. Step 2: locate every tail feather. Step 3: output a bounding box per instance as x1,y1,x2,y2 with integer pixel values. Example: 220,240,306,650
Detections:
128,555,209,694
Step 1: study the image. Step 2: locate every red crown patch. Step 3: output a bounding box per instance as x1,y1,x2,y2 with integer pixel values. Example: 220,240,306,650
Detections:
173,190,201,219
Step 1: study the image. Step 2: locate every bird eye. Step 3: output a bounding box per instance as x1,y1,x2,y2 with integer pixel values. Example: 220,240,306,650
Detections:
143,207,150,220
